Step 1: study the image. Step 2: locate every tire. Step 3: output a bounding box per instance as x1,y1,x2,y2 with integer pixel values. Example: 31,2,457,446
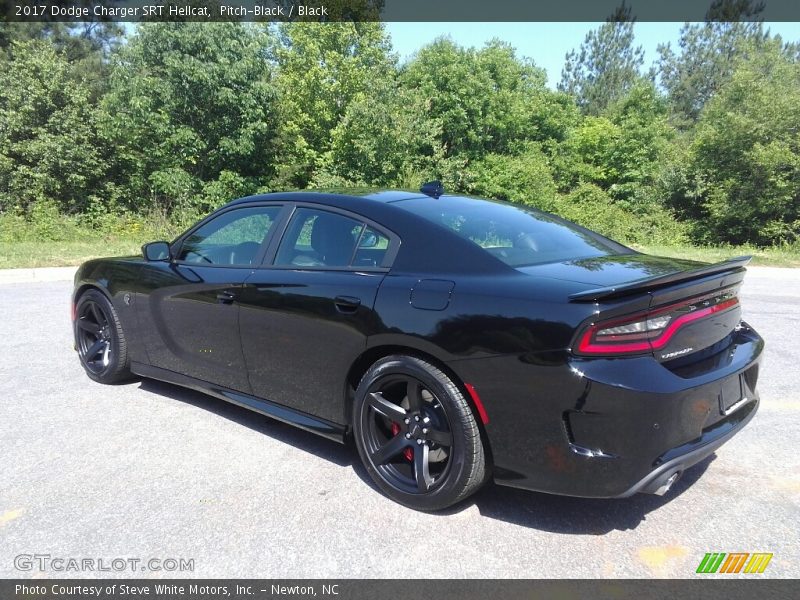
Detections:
74,289,132,384
353,355,487,511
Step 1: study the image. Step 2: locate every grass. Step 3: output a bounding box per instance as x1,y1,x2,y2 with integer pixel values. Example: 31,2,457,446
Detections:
632,243,800,268
0,238,146,269
0,209,183,269
1,207,798,269
1,237,798,269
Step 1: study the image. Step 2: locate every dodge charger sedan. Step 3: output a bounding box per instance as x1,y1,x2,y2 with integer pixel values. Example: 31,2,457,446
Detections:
72,185,763,510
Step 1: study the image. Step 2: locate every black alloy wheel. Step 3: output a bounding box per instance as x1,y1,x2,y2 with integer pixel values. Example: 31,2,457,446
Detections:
354,355,487,511
363,374,454,494
74,290,131,383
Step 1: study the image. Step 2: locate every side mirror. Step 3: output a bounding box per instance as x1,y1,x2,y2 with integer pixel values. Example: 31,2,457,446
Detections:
359,231,378,248
142,241,172,262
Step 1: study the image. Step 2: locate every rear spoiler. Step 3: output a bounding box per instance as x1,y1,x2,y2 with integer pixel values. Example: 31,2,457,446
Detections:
569,256,752,303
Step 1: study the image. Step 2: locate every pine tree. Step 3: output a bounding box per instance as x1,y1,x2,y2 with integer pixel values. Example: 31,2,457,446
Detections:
558,3,645,116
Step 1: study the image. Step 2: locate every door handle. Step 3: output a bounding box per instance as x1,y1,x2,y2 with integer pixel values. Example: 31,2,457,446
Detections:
216,290,237,304
334,295,361,313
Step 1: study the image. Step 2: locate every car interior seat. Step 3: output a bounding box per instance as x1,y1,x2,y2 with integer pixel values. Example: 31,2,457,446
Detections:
291,215,357,267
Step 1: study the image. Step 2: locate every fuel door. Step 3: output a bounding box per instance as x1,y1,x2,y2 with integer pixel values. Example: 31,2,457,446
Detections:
410,279,455,311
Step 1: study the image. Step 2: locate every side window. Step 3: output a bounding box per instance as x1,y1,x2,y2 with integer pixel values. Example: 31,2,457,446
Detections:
352,226,390,267
178,206,282,266
275,208,364,268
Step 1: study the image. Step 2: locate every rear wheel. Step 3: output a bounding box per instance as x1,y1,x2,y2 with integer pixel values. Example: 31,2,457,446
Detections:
353,355,487,511
74,289,132,384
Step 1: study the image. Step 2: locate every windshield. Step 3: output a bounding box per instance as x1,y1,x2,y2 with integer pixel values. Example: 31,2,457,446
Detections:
396,195,630,267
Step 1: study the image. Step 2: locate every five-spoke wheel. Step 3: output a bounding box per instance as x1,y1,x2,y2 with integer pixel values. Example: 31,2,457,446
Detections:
76,297,113,374
354,355,486,511
74,289,131,383
363,376,454,494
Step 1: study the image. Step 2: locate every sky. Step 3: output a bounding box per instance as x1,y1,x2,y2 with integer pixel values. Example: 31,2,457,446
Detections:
384,22,800,88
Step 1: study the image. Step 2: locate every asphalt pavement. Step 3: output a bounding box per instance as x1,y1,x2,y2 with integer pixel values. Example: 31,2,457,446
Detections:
0,267,798,578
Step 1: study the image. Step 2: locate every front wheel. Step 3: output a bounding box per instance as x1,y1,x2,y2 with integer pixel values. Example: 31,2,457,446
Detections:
74,289,132,384
353,355,487,511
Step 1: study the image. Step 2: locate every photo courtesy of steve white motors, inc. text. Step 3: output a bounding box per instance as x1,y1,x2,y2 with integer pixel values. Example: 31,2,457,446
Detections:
15,583,341,597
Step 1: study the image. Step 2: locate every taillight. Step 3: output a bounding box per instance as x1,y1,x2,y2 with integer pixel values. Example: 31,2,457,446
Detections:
575,292,739,356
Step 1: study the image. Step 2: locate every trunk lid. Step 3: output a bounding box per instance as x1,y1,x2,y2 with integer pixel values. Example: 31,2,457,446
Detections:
520,254,749,363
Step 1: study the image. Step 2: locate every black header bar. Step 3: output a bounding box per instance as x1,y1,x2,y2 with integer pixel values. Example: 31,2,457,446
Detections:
4,0,800,23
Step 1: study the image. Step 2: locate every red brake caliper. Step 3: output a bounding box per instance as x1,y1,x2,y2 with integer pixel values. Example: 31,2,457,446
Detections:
391,422,414,461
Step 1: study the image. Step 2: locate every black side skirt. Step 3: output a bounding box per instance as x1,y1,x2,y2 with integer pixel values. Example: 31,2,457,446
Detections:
130,362,348,443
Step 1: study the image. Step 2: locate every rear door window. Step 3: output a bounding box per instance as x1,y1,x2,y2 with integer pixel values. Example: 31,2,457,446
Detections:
274,208,394,269
275,208,364,268
352,226,390,268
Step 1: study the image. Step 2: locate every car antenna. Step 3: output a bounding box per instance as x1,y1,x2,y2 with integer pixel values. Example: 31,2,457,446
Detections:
420,180,444,199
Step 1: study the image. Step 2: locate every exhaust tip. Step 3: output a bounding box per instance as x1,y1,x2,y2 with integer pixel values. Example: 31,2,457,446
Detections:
653,471,682,496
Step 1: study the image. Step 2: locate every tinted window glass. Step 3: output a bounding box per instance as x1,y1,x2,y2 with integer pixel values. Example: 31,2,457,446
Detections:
275,208,364,268
353,226,390,268
178,206,281,266
397,196,627,267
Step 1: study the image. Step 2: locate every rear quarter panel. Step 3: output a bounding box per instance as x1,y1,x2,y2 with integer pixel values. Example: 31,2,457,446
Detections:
369,270,598,474
370,271,597,361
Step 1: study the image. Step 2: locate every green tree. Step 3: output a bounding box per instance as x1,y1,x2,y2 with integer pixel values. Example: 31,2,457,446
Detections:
400,38,563,159
0,39,106,214
602,81,674,204
101,22,279,214
555,116,622,190
1,21,122,100
272,22,396,187
558,4,645,115
555,182,688,246
656,0,769,126
462,144,558,212
316,81,443,187
555,81,673,204
672,41,800,245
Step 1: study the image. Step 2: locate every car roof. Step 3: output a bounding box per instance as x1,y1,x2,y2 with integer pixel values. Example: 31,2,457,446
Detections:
227,189,430,207
224,189,512,275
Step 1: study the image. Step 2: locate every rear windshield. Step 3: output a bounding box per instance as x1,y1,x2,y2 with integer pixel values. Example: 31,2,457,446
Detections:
396,196,628,267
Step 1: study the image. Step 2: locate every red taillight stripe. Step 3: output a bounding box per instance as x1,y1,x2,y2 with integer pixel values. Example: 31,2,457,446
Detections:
577,297,739,355
464,383,489,425
649,297,738,349
577,334,650,354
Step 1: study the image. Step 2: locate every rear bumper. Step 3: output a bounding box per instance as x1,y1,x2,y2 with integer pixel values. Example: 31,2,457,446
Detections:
616,396,758,497
448,322,764,498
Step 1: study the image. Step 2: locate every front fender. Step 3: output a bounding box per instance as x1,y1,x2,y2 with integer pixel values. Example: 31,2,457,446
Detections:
72,257,147,364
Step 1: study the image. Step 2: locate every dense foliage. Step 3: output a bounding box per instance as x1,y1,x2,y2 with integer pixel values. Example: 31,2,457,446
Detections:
101,22,279,217
559,4,645,116
1,5,798,249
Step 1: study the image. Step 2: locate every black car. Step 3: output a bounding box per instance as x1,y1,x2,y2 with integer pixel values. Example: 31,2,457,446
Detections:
72,187,763,510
